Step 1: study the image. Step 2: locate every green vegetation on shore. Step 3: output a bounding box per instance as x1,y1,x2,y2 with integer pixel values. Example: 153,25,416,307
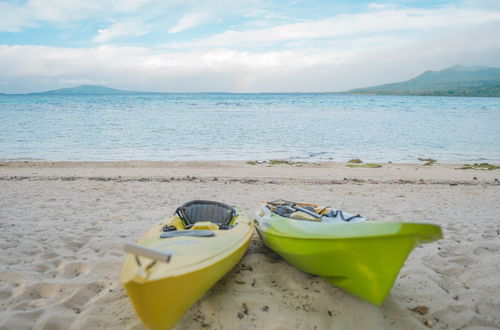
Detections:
346,163,382,168
458,163,500,170
418,158,437,166
346,159,382,168
246,160,309,166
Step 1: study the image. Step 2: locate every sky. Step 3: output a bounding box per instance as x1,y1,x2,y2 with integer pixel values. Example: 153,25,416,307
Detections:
0,0,500,93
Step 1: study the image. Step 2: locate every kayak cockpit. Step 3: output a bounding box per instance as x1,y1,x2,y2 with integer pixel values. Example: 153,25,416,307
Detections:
122,201,253,283
264,200,366,223
173,200,237,230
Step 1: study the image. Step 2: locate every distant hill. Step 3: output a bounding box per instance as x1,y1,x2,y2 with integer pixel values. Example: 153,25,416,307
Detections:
32,85,133,95
347,65,500,97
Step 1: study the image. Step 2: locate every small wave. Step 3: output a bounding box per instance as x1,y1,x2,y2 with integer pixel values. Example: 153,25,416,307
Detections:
214,102,243,106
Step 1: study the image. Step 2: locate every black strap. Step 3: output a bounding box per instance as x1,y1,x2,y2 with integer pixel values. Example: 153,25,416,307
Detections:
162,225,177,232
329,209,361,222
175,206,187,225
270,200,362,222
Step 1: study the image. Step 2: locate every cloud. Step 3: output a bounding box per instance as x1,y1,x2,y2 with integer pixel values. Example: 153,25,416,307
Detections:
0,0,156,31
0,2,36,32
1,2,500,93
169,12,212,33
1,22,499,93
93,20,150,43
0,0,263,35
367,3,399,10
163,7,500,49
167,0,265,34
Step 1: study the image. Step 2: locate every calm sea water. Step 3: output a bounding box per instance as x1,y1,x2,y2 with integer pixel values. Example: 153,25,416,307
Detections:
1,93,499,162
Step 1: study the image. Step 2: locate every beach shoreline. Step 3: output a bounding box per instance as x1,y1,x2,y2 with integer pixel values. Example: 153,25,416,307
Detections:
1,161,499,329
1,160,499,183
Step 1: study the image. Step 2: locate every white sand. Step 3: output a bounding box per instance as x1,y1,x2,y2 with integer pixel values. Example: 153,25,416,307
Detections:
0,161,499,329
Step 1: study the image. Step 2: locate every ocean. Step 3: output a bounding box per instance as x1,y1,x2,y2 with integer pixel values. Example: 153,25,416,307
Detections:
1,93,499,162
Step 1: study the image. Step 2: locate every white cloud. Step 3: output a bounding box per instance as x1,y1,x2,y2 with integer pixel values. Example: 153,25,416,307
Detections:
367,3,399,10
0,0,262,34
27,0,104,22
0,2,36,32
163,7,500,49
169,12,212,33
0,0,157,31
167,0,265,34
1,22,499,93
1,2,500,93
94,20,150,43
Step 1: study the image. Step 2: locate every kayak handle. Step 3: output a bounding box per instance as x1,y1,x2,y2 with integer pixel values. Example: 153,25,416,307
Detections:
124,243,172,263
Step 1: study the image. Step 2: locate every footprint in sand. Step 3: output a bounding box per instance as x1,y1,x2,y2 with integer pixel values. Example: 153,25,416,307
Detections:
437,279,461,295
436,266,466,277
0,288,11,300
10,280,27,299
83,227,101,234
35,264,50,273
36,283,59,299
41,252,59,259
12,282,60,308
473,245,498,256
108,251,123,258
103,215,130,222
474,301,500,323
62,281,106,309
0,309,44,329
0,280,19,300
481,229,499,240
422,255,467,277
57,262,91,279
448,256,476,267
66,241,86,253
437,246,463,258
11,283,45,303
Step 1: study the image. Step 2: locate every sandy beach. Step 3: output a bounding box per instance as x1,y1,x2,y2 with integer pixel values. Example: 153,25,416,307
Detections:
0,161,499,330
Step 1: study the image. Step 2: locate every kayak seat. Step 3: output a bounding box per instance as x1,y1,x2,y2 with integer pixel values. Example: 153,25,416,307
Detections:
175,200,236,228
191,222,220,230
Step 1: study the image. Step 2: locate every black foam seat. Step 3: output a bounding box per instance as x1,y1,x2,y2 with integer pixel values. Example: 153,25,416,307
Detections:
175,200,235,226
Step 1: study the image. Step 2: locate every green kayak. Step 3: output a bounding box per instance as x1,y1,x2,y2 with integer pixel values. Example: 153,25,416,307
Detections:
254,201,442,306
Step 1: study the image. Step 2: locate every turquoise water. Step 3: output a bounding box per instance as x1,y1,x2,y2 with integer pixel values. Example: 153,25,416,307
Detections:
1,93,499,162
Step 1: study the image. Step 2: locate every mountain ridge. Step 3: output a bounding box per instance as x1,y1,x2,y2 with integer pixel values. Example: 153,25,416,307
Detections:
3,65,500,96
347,65,500,97
30,85,134,95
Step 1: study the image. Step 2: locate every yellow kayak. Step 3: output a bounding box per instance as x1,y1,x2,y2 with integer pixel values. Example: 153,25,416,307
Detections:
121,200,254,329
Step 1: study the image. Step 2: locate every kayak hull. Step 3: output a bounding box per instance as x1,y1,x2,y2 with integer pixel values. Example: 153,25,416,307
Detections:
255,203,442,305
123,240,250,329
122,207,253,329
